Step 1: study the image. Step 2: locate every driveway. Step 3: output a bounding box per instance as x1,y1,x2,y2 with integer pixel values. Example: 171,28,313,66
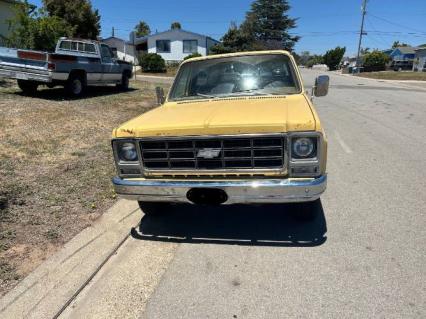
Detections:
2,69,425,318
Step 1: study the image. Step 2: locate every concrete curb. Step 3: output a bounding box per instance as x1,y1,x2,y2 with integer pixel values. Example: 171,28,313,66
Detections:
0,199,141,319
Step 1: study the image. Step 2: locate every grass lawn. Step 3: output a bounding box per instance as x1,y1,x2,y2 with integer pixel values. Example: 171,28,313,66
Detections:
356,71,426,81
0,79,169,296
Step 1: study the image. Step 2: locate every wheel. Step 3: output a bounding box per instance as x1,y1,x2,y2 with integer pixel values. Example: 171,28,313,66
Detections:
65,73,86,97
17,80,38,95
290,199,320,221
117,73,130,91
138,201,172,216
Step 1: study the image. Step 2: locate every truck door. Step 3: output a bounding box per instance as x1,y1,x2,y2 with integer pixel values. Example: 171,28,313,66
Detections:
100,44,121,82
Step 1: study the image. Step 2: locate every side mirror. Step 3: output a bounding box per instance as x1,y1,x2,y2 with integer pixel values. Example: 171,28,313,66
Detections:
155,87,165,105
313,75,329,97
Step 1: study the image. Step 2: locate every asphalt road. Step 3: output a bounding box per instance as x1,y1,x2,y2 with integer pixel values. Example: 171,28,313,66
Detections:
62,69,426,318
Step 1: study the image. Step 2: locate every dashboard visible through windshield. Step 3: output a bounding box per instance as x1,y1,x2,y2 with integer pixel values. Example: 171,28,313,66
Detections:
169,54,301,101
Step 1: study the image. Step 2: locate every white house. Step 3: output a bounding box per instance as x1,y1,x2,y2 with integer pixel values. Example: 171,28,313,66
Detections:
413,47,426,72
0,0,22,45
134,29,219,63
102,36,137,64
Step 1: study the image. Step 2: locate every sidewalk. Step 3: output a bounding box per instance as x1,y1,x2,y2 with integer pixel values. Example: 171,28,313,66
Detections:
0,200,140,318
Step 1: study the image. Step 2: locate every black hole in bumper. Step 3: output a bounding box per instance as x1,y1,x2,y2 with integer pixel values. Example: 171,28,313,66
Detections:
186,188,228,205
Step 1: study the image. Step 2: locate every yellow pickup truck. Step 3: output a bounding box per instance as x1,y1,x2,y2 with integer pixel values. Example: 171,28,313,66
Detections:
111,51,329,217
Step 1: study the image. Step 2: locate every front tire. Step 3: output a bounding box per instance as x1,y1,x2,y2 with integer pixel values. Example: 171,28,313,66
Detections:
117,73,130,91
17,80,38,95
138,202,172,216
65,74,86,97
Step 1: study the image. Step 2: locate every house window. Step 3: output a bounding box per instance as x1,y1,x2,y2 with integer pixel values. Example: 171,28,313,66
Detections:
183,40,198,53
156,40,171,53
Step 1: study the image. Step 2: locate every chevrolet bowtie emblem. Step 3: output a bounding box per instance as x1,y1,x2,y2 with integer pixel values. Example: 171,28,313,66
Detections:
197,148,221,159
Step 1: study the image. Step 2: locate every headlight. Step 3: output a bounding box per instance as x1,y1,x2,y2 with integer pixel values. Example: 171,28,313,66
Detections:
118,142,138,161
292,137,316,158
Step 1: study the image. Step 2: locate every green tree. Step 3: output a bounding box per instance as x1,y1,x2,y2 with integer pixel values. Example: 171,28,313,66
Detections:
299,51,312,65
392,41,409,49
363,50,389,69
210,0,299,54
360,47,370,55
6,1,72,51
171,22,181,30
322,46,346,71
306,55,323,68
242,0,299,51
135,21,150,37
43,0,100,39
210,22,250,54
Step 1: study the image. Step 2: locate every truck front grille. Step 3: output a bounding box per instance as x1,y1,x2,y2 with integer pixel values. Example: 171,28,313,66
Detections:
139,135,286,173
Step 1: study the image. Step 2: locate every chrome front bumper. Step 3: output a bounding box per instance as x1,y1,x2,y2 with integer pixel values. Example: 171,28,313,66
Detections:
112,175,327,204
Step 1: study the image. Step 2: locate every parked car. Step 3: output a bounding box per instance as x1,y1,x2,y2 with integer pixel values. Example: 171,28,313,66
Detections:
111,51,329,218
391,60,413,71
0,38,132,97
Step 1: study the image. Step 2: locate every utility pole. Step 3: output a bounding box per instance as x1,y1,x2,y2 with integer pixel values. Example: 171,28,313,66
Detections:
112,27,115,37
355,0,368,72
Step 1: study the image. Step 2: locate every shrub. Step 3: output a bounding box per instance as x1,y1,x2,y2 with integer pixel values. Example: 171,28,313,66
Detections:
183,53,202,60
306,56,323,68
363,50,389,71
139,53,166,73
323,46,346,71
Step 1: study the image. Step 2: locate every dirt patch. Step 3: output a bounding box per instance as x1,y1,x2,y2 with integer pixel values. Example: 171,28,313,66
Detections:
0,79,170,296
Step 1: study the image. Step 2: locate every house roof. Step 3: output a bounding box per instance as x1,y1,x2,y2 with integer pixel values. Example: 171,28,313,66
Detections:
103,36,136,46
394,46,416,54
133,29,219,45
103,36,126,43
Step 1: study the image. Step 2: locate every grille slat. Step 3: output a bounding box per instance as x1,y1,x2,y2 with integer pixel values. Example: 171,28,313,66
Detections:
140,135,286,172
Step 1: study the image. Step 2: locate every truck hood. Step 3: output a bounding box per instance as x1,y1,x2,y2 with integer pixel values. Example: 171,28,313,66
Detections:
114,94,316,138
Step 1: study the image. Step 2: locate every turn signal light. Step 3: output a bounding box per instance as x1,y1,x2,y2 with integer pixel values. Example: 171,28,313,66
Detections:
291,166,318,175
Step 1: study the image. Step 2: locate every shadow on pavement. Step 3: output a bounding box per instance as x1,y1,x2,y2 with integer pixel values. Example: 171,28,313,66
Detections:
15,86,138,101
131,200,327,247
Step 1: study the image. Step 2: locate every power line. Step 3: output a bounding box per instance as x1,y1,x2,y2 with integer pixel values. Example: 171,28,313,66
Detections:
369,13,426,34
365,16,391,47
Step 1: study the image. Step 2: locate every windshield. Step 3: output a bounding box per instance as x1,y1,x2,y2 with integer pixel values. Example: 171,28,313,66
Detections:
169,54,301,101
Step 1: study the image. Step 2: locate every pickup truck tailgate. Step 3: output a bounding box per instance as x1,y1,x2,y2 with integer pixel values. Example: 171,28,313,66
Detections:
0,47,51,82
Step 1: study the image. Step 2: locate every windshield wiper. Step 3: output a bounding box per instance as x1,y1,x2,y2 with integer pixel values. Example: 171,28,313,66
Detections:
228,90,275,97
195,93,219,99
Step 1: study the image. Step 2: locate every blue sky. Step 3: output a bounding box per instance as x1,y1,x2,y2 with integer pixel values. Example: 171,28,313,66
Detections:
30,0,426,56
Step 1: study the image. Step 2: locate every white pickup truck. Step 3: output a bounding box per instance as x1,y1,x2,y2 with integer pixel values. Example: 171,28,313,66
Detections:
0,38,133,97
